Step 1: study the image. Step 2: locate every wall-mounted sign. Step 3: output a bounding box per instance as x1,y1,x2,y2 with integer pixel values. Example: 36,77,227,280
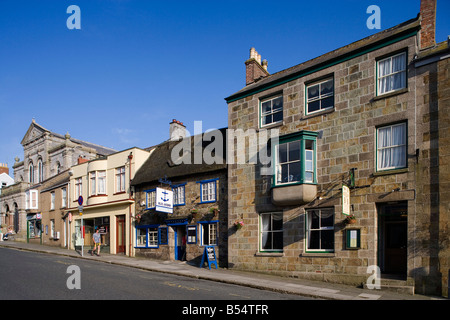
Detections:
156,187,173,214
346,229,361,249
342,184,350,216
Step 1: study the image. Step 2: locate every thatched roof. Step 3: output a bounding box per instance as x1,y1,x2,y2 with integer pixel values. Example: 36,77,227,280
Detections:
131,128,227,187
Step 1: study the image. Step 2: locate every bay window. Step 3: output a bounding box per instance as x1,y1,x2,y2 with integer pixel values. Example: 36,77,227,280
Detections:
274,131,318,186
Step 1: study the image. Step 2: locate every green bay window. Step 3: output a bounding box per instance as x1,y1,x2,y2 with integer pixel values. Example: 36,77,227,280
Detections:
273,131,318,186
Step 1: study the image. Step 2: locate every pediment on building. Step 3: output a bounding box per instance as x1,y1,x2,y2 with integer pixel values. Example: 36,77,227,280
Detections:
21,120,50,146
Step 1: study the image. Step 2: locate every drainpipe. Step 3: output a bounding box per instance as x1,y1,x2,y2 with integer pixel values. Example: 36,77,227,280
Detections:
128,152,133,257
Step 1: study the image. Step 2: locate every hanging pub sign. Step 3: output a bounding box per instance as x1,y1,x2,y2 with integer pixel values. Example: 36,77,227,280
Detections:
156,187,173,214
342,184,350,216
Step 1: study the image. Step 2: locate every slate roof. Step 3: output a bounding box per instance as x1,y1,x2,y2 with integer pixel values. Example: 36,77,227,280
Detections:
225,15,421,102
131,128,227,187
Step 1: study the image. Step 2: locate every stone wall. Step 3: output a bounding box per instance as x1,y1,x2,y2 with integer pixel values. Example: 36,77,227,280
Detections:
226,35,444,291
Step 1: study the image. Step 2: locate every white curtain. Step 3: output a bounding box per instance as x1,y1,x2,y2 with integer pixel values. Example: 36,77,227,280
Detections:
378,124,406,169
261,214,270,249
378,53,406,94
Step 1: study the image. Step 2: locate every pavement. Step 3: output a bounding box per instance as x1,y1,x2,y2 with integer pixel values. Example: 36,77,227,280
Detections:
0,240,445,300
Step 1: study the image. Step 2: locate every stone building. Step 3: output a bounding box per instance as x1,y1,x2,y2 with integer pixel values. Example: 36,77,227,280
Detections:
224,0,448,296
39,170,70,248
131,120,228,267
0,120,116,241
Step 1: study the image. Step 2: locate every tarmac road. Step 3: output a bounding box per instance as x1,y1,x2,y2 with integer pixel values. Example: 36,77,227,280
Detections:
0,247,311,301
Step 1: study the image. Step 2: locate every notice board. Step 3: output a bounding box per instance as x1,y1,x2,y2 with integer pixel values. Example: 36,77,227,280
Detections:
199,246,218,270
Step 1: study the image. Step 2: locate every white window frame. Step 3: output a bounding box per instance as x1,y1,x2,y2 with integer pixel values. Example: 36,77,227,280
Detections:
305,208,335,253
259,212,283,252
89,170,106,196
146,190,156,209
148,228,159,248
200,180,217,203
377,52,407,96
50,192,55,210
173,184,185,206
61,187,67,208
136,228,147,247
306,77,334,115
200,222,218,246
26,189,39,210
260,94,283,128
75,177,82,199
115,166,126,193
376,122,407,171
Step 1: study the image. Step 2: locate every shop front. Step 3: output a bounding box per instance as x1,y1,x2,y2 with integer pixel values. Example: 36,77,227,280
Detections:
74,216,110,254
27,213,42,244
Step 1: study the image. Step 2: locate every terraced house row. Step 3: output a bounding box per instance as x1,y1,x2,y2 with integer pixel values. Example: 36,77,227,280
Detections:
1,0,448,297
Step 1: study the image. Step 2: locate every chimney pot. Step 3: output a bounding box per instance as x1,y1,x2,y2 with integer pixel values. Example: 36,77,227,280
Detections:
245,48,270,86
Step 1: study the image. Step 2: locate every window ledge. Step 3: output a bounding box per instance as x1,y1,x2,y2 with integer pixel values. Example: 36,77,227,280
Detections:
258,120,284,131
373,88,408,101
301,107,335,120
255,251,284,257
372,168,408,177
300,252,335,257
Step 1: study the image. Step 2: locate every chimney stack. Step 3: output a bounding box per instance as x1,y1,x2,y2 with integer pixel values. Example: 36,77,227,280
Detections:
0,163,9,175
245,47,270,86
170,119,186,141
420,0,437,49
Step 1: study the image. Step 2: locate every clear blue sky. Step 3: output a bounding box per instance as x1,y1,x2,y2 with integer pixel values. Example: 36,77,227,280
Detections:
1,0,449,178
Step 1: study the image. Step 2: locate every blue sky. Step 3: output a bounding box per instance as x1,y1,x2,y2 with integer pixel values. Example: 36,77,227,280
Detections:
1,0,449,178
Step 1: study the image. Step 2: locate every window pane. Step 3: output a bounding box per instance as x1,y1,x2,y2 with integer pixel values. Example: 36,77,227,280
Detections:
304,171,313,183
261,101,271,114
272,213,283,231
321,230,334,250
321,79,333,95
262,115,272,126
280,164,289,183
272,110,283,123
272,96,283,111
392,124,406,145
289,162,301,182
307,84,319,100
278,143,288,163
288,141,301,162
308,231,320,249
273,232,283,250
307,100,320,113
310,210,320,229
262,232,273,250
321,96,334,109
321,209,334,227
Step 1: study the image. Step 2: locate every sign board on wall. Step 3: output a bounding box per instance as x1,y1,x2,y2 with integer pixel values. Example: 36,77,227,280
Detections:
156,187,173,214
342,184,350,216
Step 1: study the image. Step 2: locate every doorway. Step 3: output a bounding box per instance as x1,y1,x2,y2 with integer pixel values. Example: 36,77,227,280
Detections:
174,225,186,261
378,202,407,277
116,215,126,254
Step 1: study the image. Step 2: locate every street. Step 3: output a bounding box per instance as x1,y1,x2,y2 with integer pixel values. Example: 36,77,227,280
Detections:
0,247,310,301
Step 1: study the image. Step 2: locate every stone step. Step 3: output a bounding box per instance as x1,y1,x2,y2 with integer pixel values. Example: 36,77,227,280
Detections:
363,277,415,295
